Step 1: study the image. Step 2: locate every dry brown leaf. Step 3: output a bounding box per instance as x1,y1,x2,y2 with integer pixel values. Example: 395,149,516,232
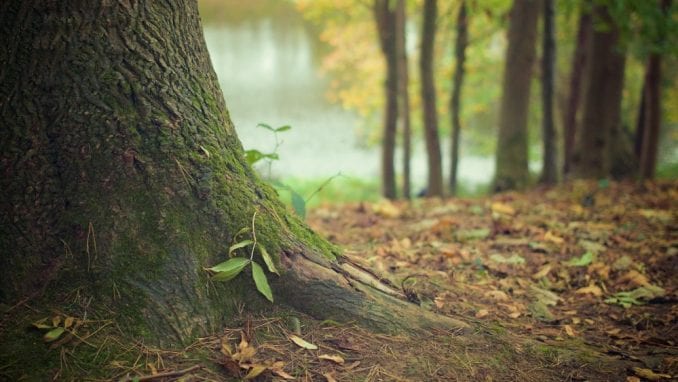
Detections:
371,200,401,218
323,372,338,382
434,296,445,309
475,309,489,318
575,284,603,297
344,361,361,370
52,316,61,328
544,231,565,244
485,290,510,301
319,354,345,365
491,202,516,215
508,312,521,319
626,377,641,382
564,325,576,337
63,316,75,329
532,264,552,279
618,270,650,287
146,363,158,375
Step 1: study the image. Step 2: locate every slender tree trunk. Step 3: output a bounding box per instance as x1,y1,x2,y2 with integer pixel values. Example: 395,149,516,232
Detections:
540,0,558,184
420,0,444,197
375,0,399,199
493,0,540,192
562,9,592,177
571,5,626,179
395,0,412,199
634,83,647,159
0,0,465,348
449,1,468,196
639,0,671,179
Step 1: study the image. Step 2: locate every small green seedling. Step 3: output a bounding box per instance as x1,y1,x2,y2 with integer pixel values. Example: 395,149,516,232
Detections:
206,211,279,302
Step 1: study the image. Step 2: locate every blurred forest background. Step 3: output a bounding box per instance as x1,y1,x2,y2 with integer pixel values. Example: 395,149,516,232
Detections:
197,0,677,203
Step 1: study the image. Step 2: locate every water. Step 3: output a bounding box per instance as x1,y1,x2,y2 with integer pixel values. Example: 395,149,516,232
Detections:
201,4,494,190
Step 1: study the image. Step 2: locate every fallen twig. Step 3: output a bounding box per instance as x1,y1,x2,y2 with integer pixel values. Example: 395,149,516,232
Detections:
118,364,202,382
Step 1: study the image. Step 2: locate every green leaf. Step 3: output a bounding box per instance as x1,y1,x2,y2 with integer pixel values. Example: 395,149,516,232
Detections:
245,149,265,165
275,125,291,132
564,252,594,267
233,226,250,239
489,254,525,265
258,243,279,275
209,257,250,281
43,327,65,342
252,261,273,302
290,190,306,219
228,240,254,256
256,123,275,131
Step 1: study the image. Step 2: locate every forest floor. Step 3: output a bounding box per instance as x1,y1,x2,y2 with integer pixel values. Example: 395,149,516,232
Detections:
3,180,676,381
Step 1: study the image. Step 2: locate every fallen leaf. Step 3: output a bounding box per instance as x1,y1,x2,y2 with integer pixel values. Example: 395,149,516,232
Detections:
491,202,515,215
485,290,510,301
323,372,338,382
244,364,267,379
475,309,489,318
508,312,521,319
618,270,649,287
63,316,75,329
289,335,318,350
631,367,672,380
43,327,65,342
564,325,576,337
564,252,594,267
319,354,345,365
489,253,525,265
544,231,564,244
576,284,603,297
371,200,401,218
532,264,552,279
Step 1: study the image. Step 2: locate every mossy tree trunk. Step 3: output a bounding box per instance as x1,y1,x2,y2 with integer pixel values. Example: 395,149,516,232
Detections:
493,0,539,192
0,0,466,346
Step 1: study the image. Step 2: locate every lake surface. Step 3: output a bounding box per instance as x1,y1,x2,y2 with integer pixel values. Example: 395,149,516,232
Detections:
201,4,494,191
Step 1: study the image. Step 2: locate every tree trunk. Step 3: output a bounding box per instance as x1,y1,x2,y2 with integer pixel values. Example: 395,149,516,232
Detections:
0,0,466,347
449,1,468,196
540,0,558,185
493,0,539,192
395,0,412,199
420,0,444,197
571,5,626,179
375,0,399,199
562,10,591,177
638,0,671,180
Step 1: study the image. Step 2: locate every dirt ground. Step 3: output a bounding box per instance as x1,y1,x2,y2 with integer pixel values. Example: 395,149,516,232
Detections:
2,180,676,381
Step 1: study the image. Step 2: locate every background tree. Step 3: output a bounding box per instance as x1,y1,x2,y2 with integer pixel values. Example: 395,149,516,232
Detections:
420,0,444,197
562,8,592,177
395,0,412,199
540,0,558,184
449,1,469,196
570,4,626,179
374,0,399,199
493,0,540,191
0,0,465,347
638,0,673,179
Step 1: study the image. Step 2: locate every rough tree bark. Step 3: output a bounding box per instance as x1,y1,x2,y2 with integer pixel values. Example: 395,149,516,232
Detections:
493,0,539,192
395,0,412,199
0,0,466,347
571,5,626,179
540,0,558,185
449,1,468,196
420,0,444,197
562,10,591,177
374,0,399,199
